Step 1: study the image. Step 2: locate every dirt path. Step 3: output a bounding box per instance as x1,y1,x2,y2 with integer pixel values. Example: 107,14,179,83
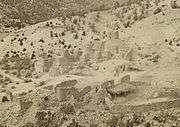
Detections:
0,69,24,83
0,33,9,40
111,98,180,114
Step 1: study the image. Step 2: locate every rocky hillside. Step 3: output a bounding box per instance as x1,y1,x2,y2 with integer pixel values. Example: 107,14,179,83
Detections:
0,0,180,127
0,0,166,79
0,0,166,29
0,0,127,30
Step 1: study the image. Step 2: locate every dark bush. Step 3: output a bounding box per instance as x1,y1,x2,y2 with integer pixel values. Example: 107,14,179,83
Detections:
2,96,9,102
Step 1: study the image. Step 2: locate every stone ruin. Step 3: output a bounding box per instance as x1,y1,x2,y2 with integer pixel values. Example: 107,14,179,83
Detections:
104,37,130,60
100,80,115,89
34,57,44,76
125,49,134,61
81,79,116,110
54,80,92,102
118,74,131,84
33,56,54,76
106,75,136,99
114,62,132,77
55,86,79,102
55,80,77,101
49,49,83,77
94,59,132,76
19,98,33,111
43,75,147,112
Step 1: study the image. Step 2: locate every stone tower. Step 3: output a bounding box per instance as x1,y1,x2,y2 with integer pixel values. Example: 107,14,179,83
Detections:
34,57,44,75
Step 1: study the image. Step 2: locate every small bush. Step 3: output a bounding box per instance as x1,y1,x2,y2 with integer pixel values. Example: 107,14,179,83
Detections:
106,116,119,127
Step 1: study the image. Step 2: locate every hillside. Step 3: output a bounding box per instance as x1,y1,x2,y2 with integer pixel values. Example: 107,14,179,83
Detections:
0,0,128,30
0,0,166,29
1,0,180,127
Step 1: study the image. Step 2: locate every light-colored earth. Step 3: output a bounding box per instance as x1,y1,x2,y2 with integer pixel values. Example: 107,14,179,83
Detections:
1,0,180,126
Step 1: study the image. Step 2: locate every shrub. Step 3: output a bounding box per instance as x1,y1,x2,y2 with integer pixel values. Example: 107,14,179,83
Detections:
59,103,75,115
106,116,119,127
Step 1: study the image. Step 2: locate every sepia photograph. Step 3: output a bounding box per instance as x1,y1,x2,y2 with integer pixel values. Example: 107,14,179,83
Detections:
0,0,180,126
